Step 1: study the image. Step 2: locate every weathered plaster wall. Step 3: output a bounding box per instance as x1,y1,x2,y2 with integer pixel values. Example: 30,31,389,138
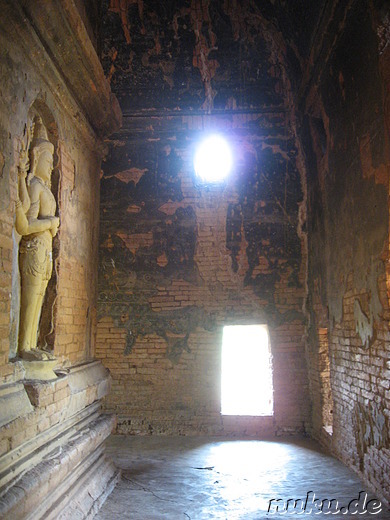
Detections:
96,0,311,436
94,0,317,438
97,110,309,434
302,0,390,503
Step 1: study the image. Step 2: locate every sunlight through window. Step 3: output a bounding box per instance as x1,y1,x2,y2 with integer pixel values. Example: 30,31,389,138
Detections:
194,134,232,182
221,324,273,416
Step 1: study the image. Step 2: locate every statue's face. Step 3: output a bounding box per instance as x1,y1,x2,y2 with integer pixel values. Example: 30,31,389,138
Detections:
36,150,53,183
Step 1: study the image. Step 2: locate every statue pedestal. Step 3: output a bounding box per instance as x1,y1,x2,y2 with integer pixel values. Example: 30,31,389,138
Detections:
22,359,58,381
0,361,118,520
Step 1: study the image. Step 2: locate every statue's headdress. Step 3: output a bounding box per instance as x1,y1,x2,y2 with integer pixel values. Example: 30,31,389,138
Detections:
28,115,54,184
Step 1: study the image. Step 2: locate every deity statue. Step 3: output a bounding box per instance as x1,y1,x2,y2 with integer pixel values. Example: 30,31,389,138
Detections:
15,116,60,361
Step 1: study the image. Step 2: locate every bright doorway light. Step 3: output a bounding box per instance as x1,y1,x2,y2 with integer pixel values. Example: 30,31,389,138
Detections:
194,134,232,182
221,324,274,416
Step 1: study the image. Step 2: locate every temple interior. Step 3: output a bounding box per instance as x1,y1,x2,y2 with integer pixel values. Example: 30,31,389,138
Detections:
0,0,390,518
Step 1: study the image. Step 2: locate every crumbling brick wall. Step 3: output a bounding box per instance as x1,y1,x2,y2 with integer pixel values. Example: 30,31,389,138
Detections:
97,111,309,435
302,0,390,504
96,0,311,436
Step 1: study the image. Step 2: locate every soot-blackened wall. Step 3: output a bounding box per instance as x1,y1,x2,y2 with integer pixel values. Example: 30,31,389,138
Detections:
96,0,310,436
96,111,309,435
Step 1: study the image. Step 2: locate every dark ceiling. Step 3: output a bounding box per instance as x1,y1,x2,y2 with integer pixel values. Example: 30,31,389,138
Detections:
98,0,328,114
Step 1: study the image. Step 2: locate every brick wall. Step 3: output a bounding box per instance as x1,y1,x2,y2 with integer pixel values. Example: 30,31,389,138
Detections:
302,1,390,504
96,111,310,435
0,4,120,518
53,145,100,365
0,131,100,374
0,11,103,378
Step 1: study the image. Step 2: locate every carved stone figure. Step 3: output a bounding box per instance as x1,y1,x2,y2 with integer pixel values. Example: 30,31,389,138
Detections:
15,116,59,361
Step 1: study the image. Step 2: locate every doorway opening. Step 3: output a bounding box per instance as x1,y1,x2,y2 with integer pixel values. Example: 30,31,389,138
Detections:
221,324,274,416
319,327,333,435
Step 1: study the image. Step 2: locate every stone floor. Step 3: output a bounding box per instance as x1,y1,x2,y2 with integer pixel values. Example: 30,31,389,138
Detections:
95,435,390,519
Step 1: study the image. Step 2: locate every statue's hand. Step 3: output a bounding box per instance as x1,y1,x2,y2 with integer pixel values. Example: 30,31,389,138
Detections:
50,216,60,237
18,148,29,179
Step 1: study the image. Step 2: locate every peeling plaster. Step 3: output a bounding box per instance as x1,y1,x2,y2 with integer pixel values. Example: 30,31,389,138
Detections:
354,401,389,471
353,298,373,350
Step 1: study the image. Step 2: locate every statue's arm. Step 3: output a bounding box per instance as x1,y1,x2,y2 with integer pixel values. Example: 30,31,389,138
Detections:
15,209,54,235
15,184,57,236
15,199,29,235
17,149,30,213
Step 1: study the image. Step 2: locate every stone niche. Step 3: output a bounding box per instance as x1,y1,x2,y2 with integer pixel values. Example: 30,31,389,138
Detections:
0,1,121,518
